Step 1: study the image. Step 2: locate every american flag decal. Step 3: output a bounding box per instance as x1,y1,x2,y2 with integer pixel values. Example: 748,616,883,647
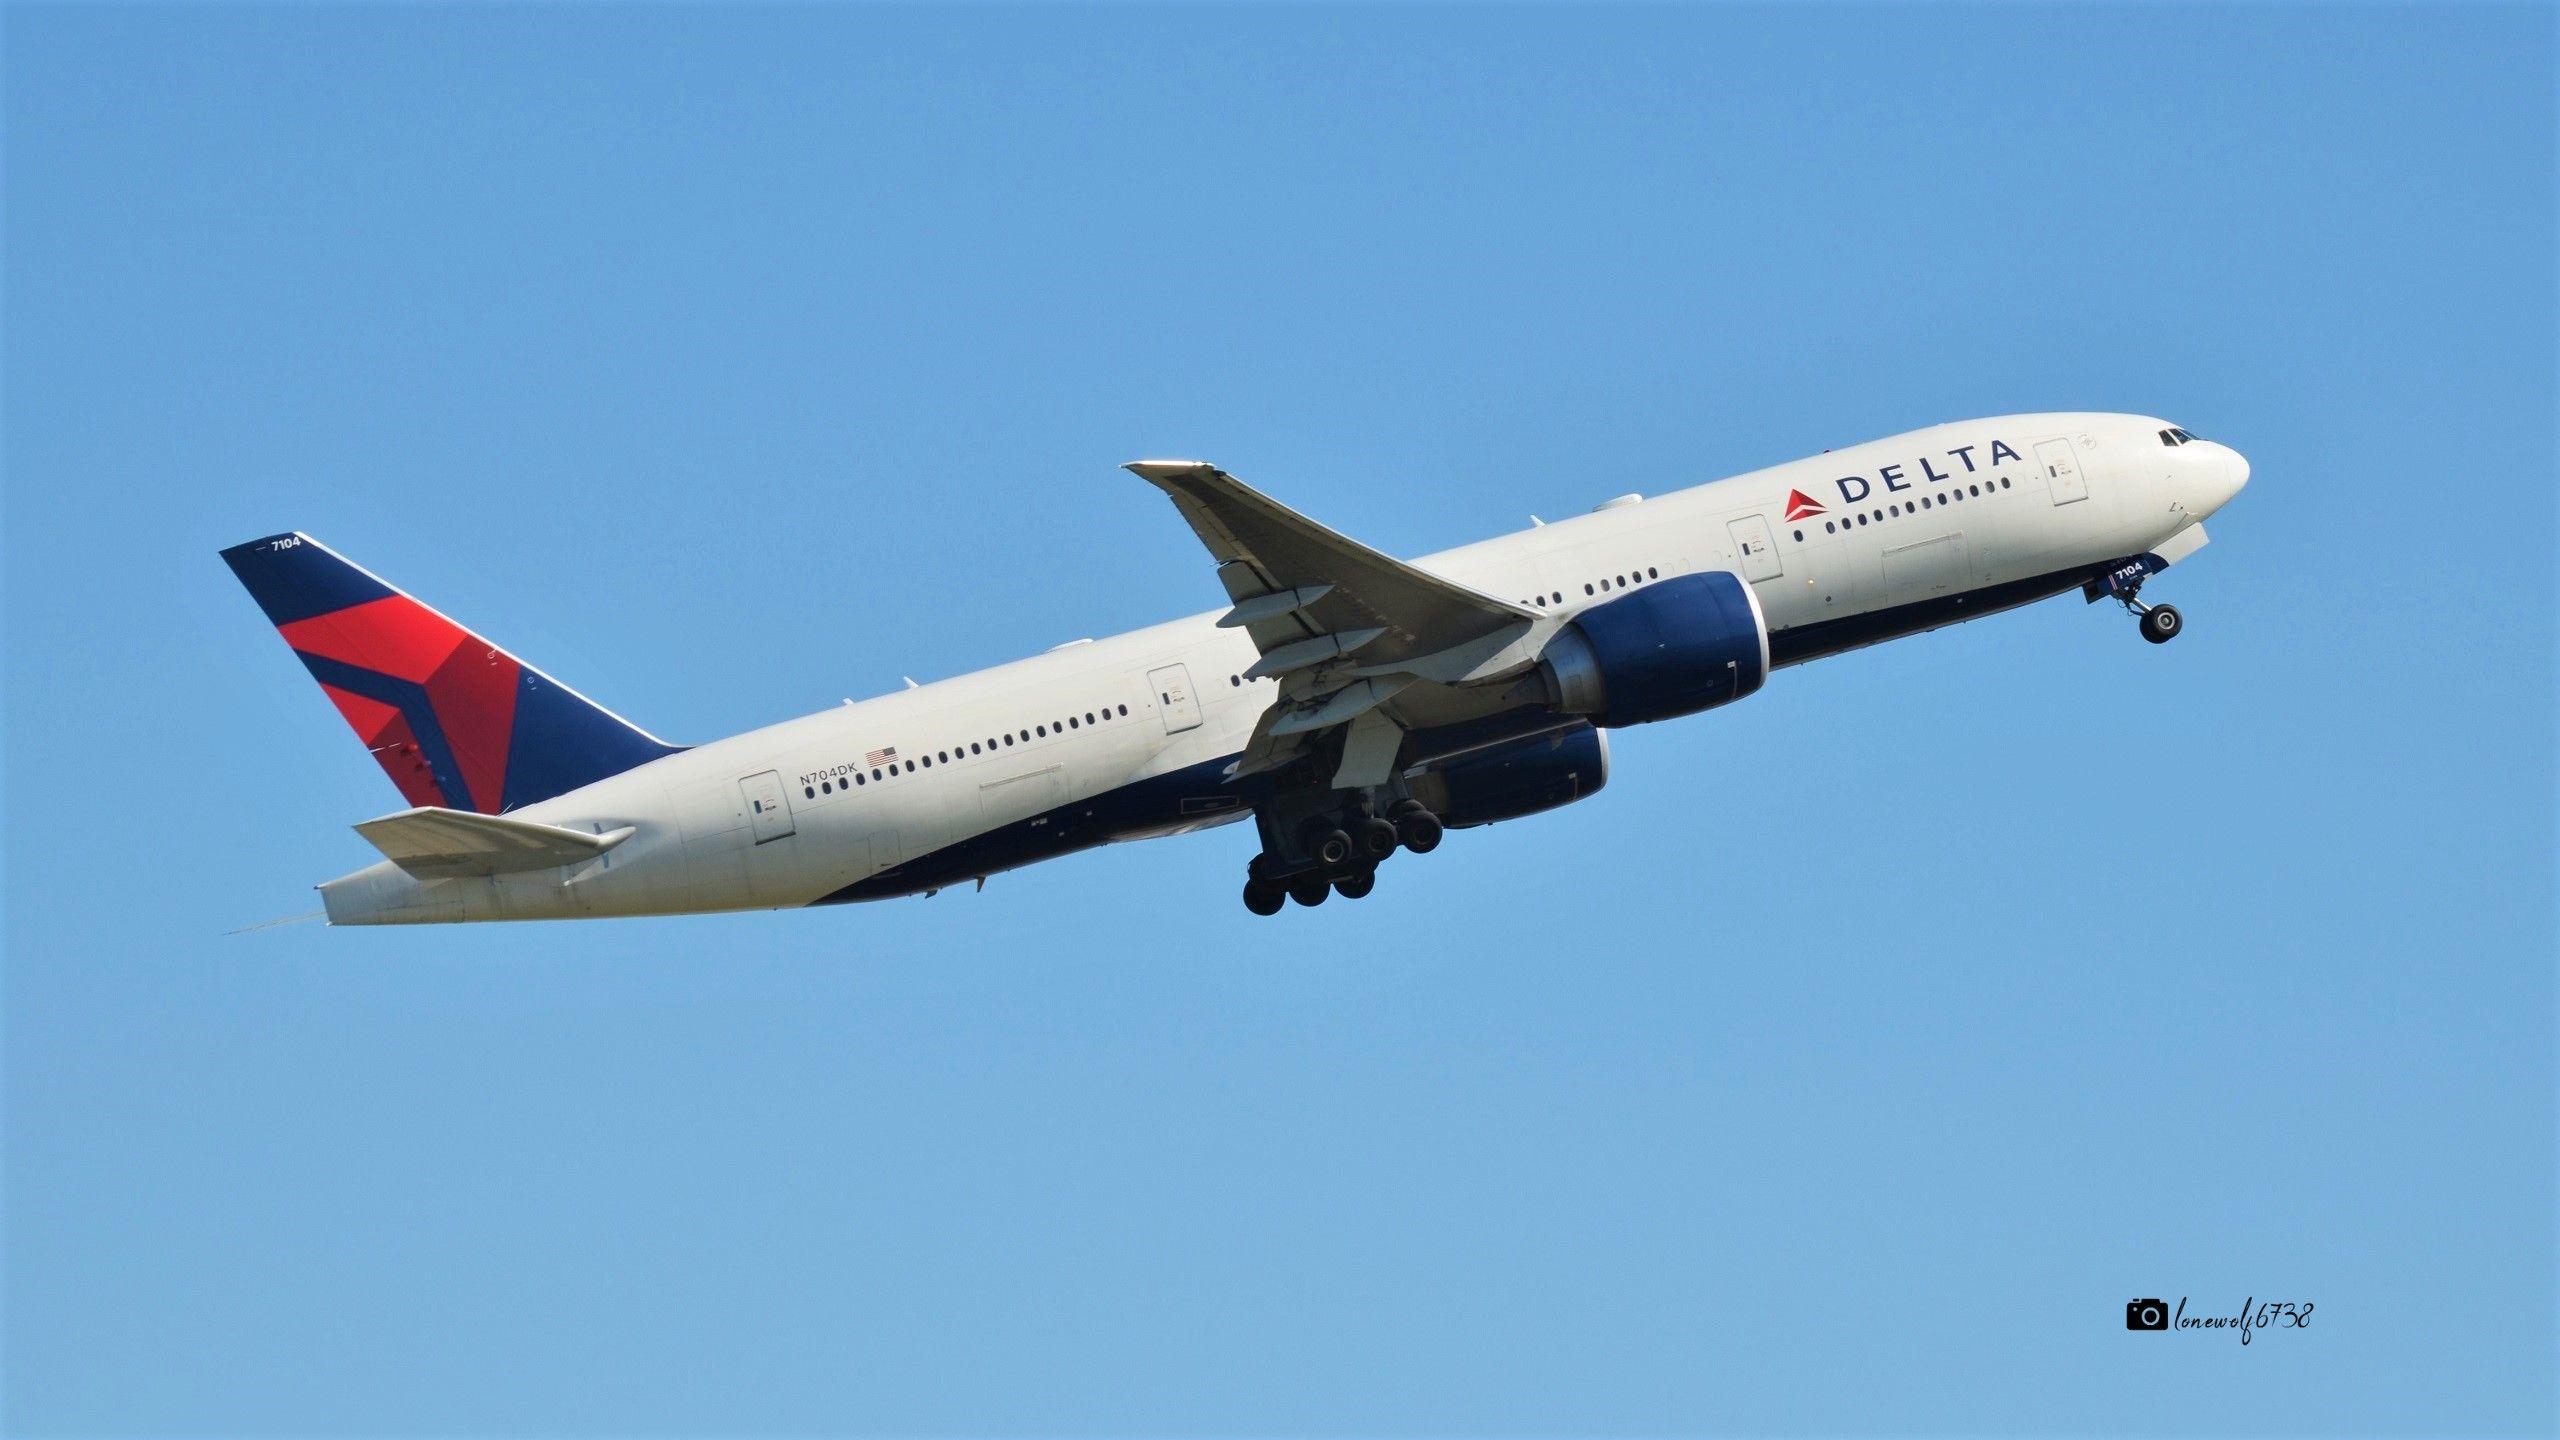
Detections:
864,746,898,767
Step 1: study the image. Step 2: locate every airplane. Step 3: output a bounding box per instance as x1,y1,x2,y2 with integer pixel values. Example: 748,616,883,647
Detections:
222,412,2248,923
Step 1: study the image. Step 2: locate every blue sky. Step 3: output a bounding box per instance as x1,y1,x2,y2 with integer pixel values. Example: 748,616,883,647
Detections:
5,4,2552,1435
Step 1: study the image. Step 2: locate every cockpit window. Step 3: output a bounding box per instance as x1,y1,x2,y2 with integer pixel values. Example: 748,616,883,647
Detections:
2159,427,2202,446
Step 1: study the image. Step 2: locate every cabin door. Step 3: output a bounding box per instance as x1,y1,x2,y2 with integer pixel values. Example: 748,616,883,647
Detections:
1728,515,1782,581
2036,439,2088,505
1148,663,1203,734
740,770,796,844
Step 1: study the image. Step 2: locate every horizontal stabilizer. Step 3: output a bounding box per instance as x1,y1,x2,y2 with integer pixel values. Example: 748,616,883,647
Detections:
353,807,632,880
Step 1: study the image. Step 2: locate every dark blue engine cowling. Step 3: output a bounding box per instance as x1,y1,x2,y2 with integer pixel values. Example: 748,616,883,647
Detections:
1542,570,1770,727
1426,724,1610,828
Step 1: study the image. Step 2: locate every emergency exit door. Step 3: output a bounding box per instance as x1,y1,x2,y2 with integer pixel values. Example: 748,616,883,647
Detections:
2036,438,2088,505
1728,514,1782,582
1148,663,1202,734
740,770,796,844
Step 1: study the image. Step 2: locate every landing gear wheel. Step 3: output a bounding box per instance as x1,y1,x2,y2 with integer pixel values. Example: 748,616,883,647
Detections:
1396,807,1444,854
1242,879,1286,916
1299,819,1355,870
1333,870,1376,900
1358,818,1399,863
1287,878,1330,908
2140,603,2183,644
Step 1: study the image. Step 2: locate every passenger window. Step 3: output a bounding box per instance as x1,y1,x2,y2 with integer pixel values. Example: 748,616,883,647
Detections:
804,785,816,799
1648,567,1658,579
1117,704,1129,716
855,773,865,786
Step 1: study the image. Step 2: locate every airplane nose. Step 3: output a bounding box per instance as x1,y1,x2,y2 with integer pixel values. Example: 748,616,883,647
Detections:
2190,442,2249,517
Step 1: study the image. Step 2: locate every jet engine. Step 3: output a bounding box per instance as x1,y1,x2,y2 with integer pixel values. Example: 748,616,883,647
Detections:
1410,725,1610,828
1531,570,1769,727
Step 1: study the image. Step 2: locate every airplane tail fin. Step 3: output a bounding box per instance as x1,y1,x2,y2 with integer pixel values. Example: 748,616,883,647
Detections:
220,532,684,814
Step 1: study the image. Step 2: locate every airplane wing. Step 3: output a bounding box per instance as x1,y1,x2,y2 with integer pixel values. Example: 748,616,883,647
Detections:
354,806,633,880
1126,460,1543,783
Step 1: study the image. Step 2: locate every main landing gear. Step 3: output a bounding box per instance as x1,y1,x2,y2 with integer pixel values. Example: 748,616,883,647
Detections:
1239,799,1443,915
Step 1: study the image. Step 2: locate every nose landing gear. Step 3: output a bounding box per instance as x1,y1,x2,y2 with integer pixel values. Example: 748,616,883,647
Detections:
2089,556,2186,645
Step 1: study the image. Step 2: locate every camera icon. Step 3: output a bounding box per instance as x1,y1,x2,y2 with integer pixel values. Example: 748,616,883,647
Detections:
2125,1298,2170,1331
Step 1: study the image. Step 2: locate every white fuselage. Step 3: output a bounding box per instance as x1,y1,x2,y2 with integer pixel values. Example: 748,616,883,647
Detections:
318,412,2248,923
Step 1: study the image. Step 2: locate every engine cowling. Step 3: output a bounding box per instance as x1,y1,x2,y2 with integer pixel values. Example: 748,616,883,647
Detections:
1535,570,1769,727
1413,724,1609,828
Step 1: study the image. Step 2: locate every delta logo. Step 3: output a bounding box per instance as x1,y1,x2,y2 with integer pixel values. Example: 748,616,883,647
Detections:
1782,489,1827,522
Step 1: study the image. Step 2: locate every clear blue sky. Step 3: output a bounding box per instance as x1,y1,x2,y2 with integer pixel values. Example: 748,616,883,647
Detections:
6,4,2552,1435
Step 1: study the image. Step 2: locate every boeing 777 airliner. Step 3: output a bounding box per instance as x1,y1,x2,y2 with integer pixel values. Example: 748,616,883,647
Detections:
224,413,2248,921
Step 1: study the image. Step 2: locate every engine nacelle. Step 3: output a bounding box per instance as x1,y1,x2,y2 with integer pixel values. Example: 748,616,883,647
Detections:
1413,725,1610,828
1535,570,1769,727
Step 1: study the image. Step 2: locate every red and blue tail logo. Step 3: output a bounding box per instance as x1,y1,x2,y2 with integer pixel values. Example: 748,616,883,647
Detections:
220,533,681,813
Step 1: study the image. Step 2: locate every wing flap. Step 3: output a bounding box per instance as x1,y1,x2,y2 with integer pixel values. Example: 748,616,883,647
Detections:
353,806,632,880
